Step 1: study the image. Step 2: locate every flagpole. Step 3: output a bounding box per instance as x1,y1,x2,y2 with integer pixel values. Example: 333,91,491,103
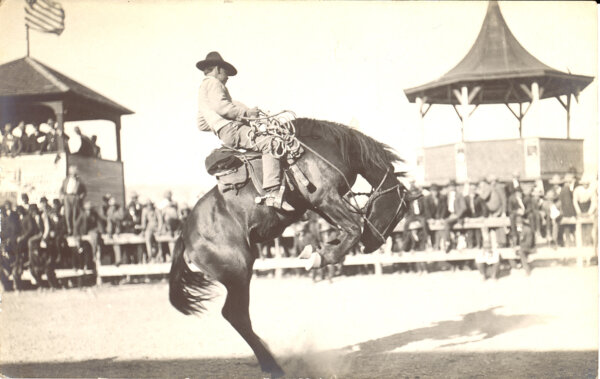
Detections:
26,24,30,57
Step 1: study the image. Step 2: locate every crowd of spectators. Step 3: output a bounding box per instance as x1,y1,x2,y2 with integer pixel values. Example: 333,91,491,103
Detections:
1,162,597,290
385,168,597,279
0,164,193,291
0,119,100,158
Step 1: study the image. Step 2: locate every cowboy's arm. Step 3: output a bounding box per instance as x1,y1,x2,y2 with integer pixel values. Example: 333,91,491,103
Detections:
205,79,248,121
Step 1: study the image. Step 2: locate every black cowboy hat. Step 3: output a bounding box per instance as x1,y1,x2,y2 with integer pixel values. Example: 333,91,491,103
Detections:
196,51,237,76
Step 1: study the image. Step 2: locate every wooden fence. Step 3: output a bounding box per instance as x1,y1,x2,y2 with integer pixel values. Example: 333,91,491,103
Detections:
18,215,597,284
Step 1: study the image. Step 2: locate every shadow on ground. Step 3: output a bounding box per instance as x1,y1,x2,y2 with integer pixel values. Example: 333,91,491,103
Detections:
1,308,595,379
346,306,552,353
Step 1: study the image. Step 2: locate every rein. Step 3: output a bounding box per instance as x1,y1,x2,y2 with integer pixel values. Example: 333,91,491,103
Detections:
299,140,407,245
241,110,407,245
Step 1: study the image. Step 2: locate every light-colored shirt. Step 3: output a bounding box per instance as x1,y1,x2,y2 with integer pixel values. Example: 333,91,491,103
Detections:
573,185,597,214
65,177,77,194
447,191,456,214
197,76,248,133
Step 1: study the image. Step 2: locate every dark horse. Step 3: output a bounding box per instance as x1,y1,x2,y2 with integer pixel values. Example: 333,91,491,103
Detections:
169,118,409,377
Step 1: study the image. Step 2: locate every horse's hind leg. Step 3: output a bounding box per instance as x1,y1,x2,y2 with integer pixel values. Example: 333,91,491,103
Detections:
222,279,284,377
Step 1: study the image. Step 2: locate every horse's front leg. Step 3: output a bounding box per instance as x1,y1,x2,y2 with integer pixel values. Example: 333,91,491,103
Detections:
312,193,363,266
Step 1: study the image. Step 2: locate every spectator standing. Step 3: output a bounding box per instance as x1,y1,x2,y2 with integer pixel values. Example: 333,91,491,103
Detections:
28,201,60,288
141,201,162,263
507,171,522,195
73,201,103,272
559,170,578,247
90,135,101,158
126,192,143,233
423,184,447,249
45,124,69,153
1,123,22,157
402,180,430,251
60,165,87,235
106,198,125,237
508,188,526,246
466,182,488,248
13,121,30,154
15,206,38,290
573,174,597,216
573,174,597,246
0,201,20,291
541,175,562,247
30,122,48,153
159,190,179,236
441,180,468,252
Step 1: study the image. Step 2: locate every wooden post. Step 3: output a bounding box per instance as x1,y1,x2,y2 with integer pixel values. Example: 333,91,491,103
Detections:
95,242,102,286
114,117,122,162
566,94,571,139
373,249,383,276
575,217,584,267
274,237,283,278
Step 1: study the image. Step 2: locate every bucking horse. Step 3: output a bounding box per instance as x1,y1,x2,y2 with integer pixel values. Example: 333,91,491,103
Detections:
169,117,410,377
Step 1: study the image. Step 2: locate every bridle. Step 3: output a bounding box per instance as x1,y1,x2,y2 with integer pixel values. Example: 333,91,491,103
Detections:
297,138,407,245
239,112,408,246
353,169,408,244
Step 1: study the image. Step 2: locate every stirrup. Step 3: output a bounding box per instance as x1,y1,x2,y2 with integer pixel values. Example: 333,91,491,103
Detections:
255,184,285,209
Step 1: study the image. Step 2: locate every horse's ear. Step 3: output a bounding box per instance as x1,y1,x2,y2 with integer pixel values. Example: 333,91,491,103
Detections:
394,171,406,177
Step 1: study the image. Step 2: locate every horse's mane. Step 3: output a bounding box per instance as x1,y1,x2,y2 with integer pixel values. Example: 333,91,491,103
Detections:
295,118,403,172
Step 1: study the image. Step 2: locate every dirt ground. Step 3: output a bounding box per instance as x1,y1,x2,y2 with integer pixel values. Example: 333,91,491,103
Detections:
0,265,598,378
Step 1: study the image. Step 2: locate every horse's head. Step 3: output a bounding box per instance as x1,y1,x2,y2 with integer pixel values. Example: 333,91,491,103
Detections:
360,171,409,253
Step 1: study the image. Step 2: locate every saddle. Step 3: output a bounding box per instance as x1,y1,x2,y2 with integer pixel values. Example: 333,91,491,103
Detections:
205,148,262,194
205,111,314,208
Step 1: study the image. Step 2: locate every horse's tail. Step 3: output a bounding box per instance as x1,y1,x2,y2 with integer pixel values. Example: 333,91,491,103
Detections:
169,236,214,315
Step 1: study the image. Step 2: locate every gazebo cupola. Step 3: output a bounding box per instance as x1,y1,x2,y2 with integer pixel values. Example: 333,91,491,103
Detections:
404,1,594,183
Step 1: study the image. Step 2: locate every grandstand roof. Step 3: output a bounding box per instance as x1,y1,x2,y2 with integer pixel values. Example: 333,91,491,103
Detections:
404,1,594,105
0,56,133,122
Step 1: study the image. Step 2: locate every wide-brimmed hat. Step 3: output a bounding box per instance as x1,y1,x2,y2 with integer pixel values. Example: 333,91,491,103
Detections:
196,51,237,76
549,174,563,185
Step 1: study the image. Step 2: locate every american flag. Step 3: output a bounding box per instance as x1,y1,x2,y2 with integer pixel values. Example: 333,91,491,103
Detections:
24,0,65,35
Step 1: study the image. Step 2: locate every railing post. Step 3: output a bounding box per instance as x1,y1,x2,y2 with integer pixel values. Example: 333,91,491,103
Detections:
575,217,584,267
95,242,102,286
274,237,283,278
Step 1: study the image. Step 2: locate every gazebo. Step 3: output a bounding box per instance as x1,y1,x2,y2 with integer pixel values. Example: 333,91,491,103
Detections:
0,57,133,206
404,1,594,183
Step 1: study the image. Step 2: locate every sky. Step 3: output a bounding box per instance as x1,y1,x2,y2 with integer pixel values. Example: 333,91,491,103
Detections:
0,0,597,196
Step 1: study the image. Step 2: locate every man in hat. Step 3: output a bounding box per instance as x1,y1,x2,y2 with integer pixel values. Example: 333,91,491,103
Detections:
73,201,103,272
507,187,526,246
440,180,468,253
60,165,87,235
0,201,20,291
573,173,597,246
141,200,162,263
127,191,143,233
559,169,578,247
423,183,447,249
195,51,282,206
542,174,562,247
402,180,430,250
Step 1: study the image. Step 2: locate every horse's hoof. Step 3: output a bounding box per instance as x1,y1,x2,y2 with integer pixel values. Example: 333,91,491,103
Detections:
268,366,285,378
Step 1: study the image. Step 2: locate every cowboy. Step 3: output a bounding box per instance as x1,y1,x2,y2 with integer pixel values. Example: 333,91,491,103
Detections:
195,51,281,206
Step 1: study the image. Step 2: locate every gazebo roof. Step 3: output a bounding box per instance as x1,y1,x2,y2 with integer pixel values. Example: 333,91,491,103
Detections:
404,1,594,105
0,57,133,122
